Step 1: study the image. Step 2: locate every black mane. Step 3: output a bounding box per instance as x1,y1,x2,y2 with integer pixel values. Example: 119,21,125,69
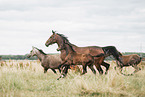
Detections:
39,49,47,55
57,33,69,42
35,47,47,55
57,33,76,52
57,33,76,46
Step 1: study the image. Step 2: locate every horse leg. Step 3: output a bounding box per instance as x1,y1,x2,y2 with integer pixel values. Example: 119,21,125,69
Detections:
51,69,57,74
58,63,67,73
57,64,69,80
119,67,124,75
132,65,141,74
101,61,110,74
94,61,103,75
114,65,127,76
81,64,87,75
88,62,96,74
62,65,69,75
58,67,61,73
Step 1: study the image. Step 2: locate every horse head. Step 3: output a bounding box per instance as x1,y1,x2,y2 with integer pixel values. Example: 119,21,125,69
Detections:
45,30,68,52
45,30,58,47
27,46,38,58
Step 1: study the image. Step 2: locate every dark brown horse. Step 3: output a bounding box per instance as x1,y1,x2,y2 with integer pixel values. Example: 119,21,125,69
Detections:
45,30,123,75
115,53,141,76
56,41,104,80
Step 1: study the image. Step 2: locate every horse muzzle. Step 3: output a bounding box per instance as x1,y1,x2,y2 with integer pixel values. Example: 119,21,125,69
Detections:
45,43,49,47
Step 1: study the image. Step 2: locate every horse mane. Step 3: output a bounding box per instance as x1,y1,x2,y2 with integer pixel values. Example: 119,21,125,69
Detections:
57,33,77,47
118,51,123,56
39,49,47,55
65,42,76,52
35,47,47,55
56,33,76,52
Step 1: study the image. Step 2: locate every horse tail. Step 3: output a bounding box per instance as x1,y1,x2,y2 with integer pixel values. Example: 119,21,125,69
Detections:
102,46,123,64
118,51,123,56
92,53,104,57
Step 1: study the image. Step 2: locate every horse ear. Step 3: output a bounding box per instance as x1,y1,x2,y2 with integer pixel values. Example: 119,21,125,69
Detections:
52,30,56,34
32,46,36,49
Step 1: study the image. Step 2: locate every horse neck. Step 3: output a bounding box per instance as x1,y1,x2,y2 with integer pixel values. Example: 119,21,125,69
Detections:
56,36,64,49
65,43,76,54
35,50,46,61
56,35,76,55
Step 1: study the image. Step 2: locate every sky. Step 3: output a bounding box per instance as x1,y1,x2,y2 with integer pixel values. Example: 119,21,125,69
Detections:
0,0,145,55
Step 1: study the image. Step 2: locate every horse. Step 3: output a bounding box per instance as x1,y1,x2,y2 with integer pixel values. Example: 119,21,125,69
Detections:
56,41,104,80
45,30,123,74
27,47,62,73
115,53,141,76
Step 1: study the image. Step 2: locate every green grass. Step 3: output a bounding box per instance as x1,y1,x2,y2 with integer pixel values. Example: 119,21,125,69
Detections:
0,60,145,97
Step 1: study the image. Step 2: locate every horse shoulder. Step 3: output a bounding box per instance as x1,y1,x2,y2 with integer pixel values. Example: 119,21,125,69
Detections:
40,55,50,67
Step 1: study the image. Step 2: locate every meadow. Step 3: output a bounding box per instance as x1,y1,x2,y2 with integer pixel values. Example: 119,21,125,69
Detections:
0,60,145,97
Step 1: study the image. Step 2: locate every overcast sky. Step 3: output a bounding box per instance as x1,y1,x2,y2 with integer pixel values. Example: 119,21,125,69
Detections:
0,0,145,55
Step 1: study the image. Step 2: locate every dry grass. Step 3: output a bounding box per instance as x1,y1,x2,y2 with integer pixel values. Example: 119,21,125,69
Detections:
0,60,145,97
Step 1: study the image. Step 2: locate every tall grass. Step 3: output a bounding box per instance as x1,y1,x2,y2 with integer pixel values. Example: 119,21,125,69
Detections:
0,60,145,97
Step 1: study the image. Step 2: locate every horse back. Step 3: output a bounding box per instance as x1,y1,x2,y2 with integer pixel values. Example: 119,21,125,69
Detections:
43,54,62,69
72,46,104,56
121,54,141,65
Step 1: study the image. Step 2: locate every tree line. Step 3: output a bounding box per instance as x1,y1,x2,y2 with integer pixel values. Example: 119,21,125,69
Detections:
0,52,145,60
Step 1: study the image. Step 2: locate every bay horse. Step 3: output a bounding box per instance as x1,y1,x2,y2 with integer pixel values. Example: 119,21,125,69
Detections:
56,40,104,80
115,53,141,76
45,30,123,75
27,47,62,73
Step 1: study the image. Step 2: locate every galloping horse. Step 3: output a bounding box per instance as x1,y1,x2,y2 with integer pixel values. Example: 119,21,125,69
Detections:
27,47,62,73
56,41,104,80
115,53,141,76
45,30,123,75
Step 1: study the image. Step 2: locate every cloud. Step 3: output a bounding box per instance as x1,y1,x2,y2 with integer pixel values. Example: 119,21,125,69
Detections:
0,0,145,54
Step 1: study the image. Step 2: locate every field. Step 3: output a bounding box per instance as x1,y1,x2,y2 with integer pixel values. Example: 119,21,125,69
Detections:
0,60,145,97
